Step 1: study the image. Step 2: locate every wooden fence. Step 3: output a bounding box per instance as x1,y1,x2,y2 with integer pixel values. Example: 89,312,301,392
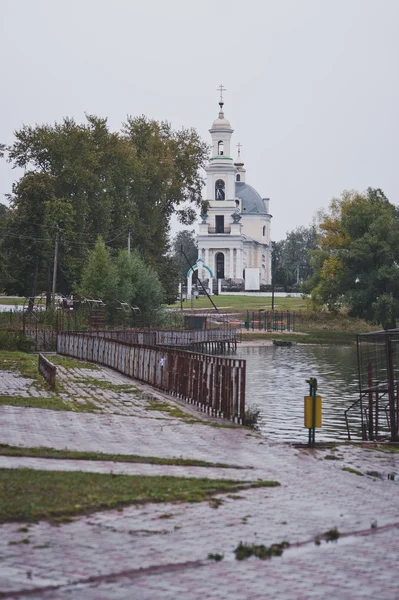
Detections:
57,332,246,422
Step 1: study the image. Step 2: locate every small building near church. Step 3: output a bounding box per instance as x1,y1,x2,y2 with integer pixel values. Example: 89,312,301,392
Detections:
193,91,272,294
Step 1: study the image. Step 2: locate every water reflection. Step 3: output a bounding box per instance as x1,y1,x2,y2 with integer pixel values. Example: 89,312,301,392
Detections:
235,344,361,442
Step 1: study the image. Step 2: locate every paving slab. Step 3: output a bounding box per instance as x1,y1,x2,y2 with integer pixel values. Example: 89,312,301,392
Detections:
1,361,399,599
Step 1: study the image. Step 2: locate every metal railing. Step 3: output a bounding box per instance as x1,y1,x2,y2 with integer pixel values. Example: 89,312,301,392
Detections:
57,332,246,422
207,226,231,234
78,328,238,351
245,311,295,332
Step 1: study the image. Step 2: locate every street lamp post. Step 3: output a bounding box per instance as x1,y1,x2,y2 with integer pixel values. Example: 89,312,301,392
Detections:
271,242,276,311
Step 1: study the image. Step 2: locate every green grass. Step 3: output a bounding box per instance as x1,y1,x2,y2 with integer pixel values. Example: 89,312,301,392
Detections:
359,444,399,454
49,355,99,371
169,295,305,312
145,399,240,428
208,553,224,561
0,468,280,523
0,351,39,378
342,466,364,476
0,297,27,306
234,540,290,560
0,444,251,469
145,398,203,423
0,395,99,413
324,527,340,542
73,376,138,393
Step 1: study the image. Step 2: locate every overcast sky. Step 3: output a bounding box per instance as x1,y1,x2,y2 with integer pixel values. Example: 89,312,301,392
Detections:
1,0,398,241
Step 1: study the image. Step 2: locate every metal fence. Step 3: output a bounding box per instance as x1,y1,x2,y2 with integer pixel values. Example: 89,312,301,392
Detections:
245,311,295,332
345,329,399,441
57,332,246,422
79,327,238,352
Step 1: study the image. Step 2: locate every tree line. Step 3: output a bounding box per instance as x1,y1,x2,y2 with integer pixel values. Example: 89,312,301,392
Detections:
0,114,208,313
275,187,399,329
1,114,397,329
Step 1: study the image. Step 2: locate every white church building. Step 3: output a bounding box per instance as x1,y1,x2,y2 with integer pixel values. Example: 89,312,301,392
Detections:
192,90,272,295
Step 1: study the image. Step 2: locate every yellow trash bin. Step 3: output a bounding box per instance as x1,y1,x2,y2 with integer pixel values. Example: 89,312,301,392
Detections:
304,395,322,428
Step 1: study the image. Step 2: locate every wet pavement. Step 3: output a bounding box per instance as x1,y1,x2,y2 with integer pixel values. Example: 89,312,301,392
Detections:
0,364,399,599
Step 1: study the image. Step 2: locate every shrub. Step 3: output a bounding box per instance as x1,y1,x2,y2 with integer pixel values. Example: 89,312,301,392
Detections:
0,331,33,352
244,404,261,429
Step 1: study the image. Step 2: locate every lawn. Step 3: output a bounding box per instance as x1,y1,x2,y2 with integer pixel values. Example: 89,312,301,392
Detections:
0,468,279,523
0,297,29,306
169,295,306,312
0,351,39,377
0,444,250,469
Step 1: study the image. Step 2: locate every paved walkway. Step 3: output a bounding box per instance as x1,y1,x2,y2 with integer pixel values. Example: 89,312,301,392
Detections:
0,364,399,599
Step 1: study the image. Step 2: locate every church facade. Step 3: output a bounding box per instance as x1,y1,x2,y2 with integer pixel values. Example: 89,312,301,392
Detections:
194,93,272,293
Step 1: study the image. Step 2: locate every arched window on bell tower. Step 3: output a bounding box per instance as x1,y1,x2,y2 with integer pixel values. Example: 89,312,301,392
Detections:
236,174,241,182
217,140,224,156
215,179,225,201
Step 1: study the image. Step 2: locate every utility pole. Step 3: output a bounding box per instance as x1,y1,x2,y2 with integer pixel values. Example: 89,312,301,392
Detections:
271,242,275,311
127,231,131,254
52,227,60,305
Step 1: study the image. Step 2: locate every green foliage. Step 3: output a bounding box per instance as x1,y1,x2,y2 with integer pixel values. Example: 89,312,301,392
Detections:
78,239,164,323
0,172,60,296
244,404,261,429
324,527,340,542
78,236,118,304
172,229,198,279
1,114,208,296
234,540,290,560
0,332,33,352
309,188,399,328
207,553,224,561
274,226,318,288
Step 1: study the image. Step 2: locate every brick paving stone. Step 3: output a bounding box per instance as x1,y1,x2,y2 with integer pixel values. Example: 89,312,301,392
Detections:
1,363,399,599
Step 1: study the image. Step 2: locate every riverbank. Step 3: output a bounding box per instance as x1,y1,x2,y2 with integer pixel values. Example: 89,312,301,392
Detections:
0,352,398,598
240,329,359,345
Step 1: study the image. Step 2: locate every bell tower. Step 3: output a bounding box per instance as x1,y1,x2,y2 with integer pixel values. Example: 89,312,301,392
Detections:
205,85,237,202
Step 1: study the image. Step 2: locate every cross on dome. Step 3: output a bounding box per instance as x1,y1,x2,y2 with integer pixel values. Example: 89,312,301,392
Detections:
217,84,226,103
235,142,244,168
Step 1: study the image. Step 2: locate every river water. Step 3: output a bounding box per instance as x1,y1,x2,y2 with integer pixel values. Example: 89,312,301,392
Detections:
234,344,361,442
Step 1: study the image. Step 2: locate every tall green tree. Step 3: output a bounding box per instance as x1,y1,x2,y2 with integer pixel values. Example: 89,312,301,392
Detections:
2,114,208,295
274,225,318,287
309,188,399,328
1,172,62,296
0,203,9,290
78,237,118,305
78,240,165,323
172,229,198,280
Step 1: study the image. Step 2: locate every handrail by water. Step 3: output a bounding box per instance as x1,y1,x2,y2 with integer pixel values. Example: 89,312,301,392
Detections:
57,332,246,423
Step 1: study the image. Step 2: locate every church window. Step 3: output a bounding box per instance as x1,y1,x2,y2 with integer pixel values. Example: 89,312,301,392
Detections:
218,140,224,155
215,179,225,200
262,225,266,237
236,174,241,182
215,215,224,233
